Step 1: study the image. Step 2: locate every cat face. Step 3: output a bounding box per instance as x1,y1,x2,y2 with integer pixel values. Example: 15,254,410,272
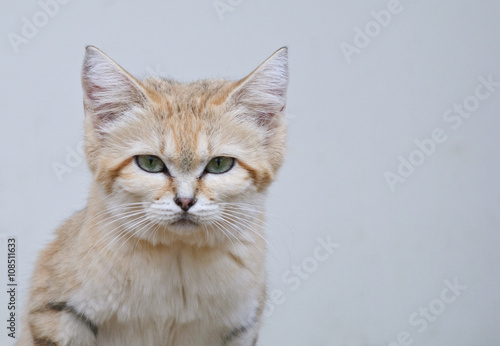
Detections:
81,47,288,245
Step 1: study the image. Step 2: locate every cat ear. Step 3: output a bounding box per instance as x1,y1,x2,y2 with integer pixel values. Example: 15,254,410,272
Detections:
228,47,288,124
81,46,147,128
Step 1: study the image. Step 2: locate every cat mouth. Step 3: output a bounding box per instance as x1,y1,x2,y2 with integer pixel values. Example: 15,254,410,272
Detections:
171,214,198,227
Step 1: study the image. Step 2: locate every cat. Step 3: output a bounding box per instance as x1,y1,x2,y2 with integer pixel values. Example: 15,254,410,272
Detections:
17,45,288,346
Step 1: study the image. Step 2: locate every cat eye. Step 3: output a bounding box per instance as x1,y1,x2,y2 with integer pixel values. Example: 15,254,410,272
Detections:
135,155,167,173
205,157,235,174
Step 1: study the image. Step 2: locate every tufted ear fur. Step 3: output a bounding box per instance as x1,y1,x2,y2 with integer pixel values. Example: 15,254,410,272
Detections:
81,46,148,132
227,47,289,125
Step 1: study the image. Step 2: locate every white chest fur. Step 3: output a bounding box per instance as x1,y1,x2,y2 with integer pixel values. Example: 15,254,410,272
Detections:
71,241,263,345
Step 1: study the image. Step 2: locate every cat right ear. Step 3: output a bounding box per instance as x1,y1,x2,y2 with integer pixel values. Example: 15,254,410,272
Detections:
226,47,288,125
81,46,147,130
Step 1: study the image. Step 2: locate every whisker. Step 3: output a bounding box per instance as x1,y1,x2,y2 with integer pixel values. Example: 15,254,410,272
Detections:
81,209,147,263
219,208,274,230
212,219,238,247
84,214,150,276
218,211,277,257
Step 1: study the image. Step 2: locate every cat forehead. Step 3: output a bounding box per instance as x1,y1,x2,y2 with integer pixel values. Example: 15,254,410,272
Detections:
135,79,249,155
162,126,244,159
129,113,244,162
142,77,237,107
140,78,240,131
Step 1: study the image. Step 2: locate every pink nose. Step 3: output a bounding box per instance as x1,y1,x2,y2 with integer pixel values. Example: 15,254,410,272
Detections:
175,197,196,211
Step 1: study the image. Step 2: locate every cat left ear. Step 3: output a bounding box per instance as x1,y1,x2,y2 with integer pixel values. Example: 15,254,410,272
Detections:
81,46,147,128
227,47,288,123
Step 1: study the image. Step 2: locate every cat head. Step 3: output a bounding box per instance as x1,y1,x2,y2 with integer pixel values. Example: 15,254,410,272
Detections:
81,46,288,245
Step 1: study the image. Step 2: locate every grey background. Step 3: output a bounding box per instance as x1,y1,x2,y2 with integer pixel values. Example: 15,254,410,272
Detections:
1,0,500,345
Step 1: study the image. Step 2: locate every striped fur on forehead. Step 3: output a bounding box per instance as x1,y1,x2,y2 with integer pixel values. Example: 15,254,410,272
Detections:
142,77,239,111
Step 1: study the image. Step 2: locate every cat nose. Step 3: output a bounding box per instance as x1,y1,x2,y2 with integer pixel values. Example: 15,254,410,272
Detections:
175,197,196,211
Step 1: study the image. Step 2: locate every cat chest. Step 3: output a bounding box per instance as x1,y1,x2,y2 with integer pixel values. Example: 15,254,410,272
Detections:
78,247,258,325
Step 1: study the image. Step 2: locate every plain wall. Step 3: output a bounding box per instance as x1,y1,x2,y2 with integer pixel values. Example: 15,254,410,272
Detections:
1,0,499,345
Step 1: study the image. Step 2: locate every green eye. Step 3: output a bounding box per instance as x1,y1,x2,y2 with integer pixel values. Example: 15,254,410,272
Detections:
136,155,166,173
205,157,235,174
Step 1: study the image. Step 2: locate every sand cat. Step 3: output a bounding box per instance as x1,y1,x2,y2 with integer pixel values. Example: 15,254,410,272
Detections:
18,45,288,346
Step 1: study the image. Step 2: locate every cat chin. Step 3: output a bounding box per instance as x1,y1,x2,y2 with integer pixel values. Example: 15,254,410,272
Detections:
171,218,198,227
138,223,225,248
167,220,202,235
